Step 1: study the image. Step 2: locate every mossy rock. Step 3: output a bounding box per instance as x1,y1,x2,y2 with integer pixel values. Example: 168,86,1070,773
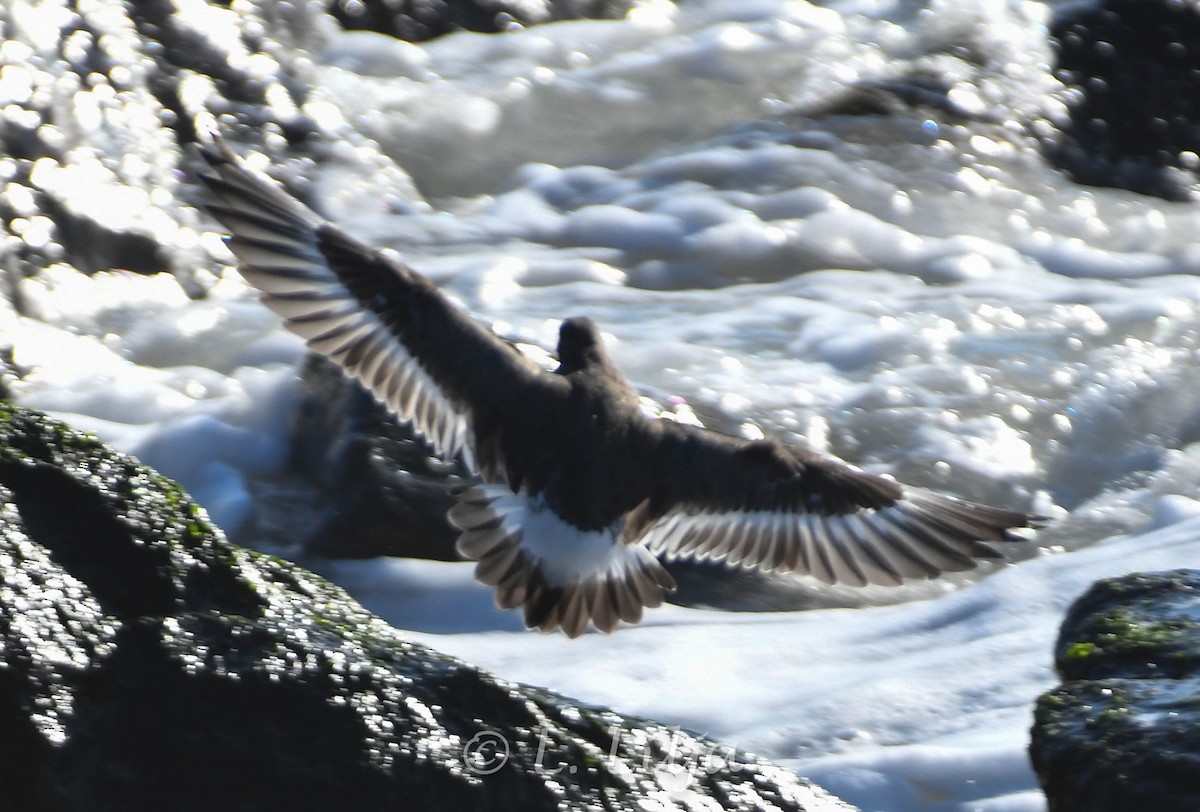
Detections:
1032,678,1200,810
0,402,852,811
1030,569,1200,812
1054,570,1200,681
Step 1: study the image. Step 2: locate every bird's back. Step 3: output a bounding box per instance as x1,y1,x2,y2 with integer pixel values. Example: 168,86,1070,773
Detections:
533,361,661,533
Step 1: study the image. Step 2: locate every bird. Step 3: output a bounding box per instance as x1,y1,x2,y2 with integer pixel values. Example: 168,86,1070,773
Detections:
198,136,1041,638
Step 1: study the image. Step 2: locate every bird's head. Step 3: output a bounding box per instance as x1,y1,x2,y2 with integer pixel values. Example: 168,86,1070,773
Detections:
556,316,606,374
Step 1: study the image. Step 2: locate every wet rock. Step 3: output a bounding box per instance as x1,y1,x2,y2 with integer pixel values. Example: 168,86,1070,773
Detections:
1029,569,1200,812
251,354,463,561
0,0,414,294
1,0,211,286
328,0,636,42
1045,0,1200,200
0,400,854,811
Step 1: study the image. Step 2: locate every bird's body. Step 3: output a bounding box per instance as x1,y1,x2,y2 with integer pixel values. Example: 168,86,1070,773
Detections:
199,137,1041,637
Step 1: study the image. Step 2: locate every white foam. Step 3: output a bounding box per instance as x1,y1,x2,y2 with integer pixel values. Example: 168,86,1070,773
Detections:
11,1,1200,808
384,513,1200,812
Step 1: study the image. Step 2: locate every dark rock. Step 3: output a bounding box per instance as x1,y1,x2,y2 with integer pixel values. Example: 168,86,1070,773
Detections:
0,0,415,294
1045,0,1200,200
0,348,19,402
1052,570,1200,682
247,354,463,561
328,0,636,42
36,194,168,277
1029,569,1200,812
0,400,854,811
0,0,218,287
125,0,322,147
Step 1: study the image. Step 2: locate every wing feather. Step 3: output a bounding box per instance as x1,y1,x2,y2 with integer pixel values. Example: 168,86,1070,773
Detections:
642,422,1038,587
198,137,559,467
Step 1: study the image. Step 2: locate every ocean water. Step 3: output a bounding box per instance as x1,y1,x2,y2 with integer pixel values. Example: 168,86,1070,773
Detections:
9,0,1200,809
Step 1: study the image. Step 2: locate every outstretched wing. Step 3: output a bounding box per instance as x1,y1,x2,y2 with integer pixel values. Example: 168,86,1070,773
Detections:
638,422,1037,587
198,138,557,467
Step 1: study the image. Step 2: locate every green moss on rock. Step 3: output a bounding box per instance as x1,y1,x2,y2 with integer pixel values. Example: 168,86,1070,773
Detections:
1032,570,1200,811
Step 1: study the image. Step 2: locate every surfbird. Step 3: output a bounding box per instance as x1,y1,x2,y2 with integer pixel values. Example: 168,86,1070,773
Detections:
199,138,1040,638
